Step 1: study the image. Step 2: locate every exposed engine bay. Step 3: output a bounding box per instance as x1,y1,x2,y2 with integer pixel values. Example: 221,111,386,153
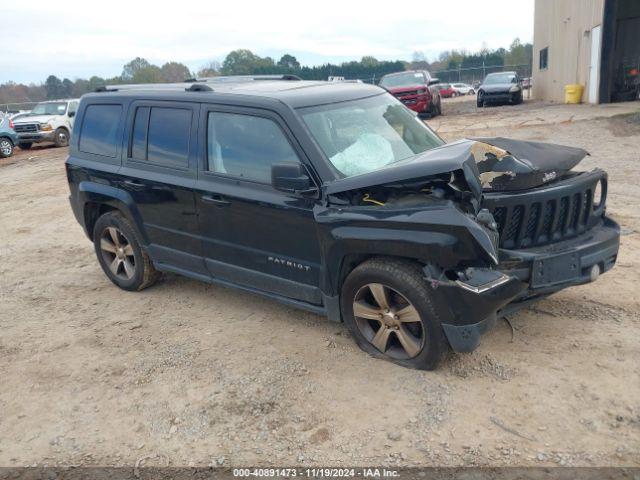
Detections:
325,138,591,211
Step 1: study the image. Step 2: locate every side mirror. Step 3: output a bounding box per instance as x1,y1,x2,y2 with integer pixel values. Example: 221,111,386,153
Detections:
272,162,316,194
428,78,440,86
68,111,76,118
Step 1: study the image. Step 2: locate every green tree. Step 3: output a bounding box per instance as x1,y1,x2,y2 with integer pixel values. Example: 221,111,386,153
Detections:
131,65,164,83
360,56,379,68
62,78,74,97
87,76,106,92
505,38,532,67
122,57,152,81
277,54,300,70
221,49,274,75
44,75,64,99
161,62,192,82
71,78,89,97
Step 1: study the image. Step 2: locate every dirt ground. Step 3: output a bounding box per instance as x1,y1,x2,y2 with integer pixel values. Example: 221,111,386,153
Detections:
1,98,639,468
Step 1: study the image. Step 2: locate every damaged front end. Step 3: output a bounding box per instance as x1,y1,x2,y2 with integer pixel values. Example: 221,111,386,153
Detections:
320,137,620,353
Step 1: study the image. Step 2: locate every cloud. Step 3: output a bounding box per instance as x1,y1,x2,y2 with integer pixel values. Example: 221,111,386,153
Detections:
0,0,533,83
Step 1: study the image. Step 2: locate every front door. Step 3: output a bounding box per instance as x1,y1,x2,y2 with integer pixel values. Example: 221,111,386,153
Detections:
119,101,206,275
195,106,322,304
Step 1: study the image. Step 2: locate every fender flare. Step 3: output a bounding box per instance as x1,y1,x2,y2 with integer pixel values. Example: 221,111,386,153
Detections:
77,181,149,245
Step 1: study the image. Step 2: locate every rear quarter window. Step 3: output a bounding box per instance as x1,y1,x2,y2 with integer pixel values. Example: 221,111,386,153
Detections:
79,104,122,157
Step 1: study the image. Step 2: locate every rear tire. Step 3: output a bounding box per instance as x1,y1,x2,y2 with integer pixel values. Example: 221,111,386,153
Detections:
0,137,13,158
341,258,449,370
18,142,32,150
430,95,442,116
93,211,159,291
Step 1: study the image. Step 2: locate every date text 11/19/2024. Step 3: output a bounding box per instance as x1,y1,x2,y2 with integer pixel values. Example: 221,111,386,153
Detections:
233,468,400,478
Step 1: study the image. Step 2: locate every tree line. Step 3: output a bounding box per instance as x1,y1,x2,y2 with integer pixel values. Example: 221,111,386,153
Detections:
0,38,531,106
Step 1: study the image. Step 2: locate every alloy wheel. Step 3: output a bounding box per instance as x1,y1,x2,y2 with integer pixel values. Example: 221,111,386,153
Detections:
352,283,425,360
0,140,12,156
57,130,68,145
99,227,136,280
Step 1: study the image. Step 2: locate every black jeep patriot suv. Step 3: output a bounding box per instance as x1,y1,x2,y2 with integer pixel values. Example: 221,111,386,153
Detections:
66,76,620,370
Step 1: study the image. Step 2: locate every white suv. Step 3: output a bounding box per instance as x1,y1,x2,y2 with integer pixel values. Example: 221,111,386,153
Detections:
13,99,79,149
451,83,476,95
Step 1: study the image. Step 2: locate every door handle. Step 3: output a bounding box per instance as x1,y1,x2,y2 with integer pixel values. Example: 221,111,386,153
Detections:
122,180,146,190
202,194,230,207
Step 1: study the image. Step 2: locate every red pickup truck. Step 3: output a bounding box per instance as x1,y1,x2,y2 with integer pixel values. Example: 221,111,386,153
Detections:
379,70,442,118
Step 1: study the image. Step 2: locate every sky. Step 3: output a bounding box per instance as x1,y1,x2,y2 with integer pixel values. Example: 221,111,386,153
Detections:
0,0,534,84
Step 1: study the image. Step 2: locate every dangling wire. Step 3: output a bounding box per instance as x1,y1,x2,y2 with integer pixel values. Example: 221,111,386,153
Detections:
362,193,385,206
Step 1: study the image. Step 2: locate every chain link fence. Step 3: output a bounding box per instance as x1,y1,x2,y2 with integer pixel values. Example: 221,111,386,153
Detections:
345,63,533,87
431,63,532,85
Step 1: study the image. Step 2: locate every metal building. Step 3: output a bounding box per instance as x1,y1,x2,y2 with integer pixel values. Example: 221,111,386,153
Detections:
533,0,640,103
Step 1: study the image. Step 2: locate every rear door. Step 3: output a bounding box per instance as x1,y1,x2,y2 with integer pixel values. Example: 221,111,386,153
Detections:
119,101,206,275
195,105,322,304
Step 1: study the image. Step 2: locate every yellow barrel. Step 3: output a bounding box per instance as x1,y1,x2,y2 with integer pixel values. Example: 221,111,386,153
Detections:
564,84,584,104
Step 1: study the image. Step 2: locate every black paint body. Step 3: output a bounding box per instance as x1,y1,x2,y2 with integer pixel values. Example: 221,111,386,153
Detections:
66,81,620,352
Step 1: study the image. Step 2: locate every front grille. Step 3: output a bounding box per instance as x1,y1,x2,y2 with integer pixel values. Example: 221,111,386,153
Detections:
482,171,607,249
14,123,39,133
394,90,419,98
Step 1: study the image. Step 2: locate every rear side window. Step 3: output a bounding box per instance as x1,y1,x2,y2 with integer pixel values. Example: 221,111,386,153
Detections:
129,106,191,168
79,104,122,157
207,112,299,183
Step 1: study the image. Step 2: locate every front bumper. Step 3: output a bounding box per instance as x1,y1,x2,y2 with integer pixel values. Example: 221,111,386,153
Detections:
17,131,55,143
396,96,430,113
433,217,620,352
483,92,517,103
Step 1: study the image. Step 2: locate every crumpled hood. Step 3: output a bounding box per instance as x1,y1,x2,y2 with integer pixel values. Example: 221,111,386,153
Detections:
324,137,588,197
14,114,59,125
470,137,588,191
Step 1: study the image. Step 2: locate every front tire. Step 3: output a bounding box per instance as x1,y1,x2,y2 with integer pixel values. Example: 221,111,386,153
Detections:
513,92,523,105
54,128,69,147
18,142,32,150
477,91,485,108
93,211,159,291
0,137,14,158
341,258,448,370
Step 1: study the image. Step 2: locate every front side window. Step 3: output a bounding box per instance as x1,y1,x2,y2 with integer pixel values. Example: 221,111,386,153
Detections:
207,112,300,183
299,93,444,178
79,104,122,157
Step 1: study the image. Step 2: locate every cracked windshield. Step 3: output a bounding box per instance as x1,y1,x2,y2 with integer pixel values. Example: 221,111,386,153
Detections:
300,93,444,177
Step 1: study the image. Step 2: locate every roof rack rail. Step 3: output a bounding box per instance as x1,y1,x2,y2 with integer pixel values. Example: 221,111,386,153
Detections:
193,74,302,83
94,82,214,93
